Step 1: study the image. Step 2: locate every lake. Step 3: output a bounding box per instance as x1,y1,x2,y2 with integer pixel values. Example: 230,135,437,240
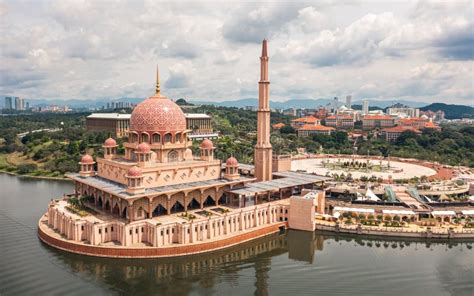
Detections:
0,173,472,296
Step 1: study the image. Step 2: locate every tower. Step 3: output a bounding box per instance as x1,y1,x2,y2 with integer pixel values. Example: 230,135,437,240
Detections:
254,39,272,181
346,95,352,109
363,100,369,115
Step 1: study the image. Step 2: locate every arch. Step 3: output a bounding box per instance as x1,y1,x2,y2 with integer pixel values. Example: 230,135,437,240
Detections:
121,207,128,219
152,204,167,217
141,132,150,143
168,150,179,162
170,201,185,214
104,199,111,211
164,133,172,143
129,132,139,143
402,216,409,222
152,133,161,144
188,198,200,210
443,216,450,222
112,203,120,215
218,193,229,205
203,196,215,207
97,196,103,208
175,132,182,143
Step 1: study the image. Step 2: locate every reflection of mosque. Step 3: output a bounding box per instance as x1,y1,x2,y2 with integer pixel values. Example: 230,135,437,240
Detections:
46,231,326,295
46,232,472,295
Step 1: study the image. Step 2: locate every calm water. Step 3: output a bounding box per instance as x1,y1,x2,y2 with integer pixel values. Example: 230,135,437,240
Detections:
0,173,473,296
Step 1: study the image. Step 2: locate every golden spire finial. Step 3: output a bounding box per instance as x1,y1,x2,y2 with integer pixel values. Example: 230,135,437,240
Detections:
155,65,160,96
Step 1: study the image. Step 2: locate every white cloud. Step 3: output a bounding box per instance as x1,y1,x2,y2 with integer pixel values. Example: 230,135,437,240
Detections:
0,0,472,104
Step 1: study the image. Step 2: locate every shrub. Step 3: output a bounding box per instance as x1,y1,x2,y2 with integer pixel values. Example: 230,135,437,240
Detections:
17,163,38,174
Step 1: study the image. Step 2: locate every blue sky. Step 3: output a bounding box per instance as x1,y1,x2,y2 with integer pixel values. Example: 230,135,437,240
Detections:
0,0,473,104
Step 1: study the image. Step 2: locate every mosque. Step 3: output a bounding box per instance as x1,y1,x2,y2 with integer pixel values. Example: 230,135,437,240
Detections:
38,40,328,257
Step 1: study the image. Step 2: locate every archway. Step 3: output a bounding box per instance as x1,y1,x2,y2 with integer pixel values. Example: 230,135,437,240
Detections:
188,198,200,210
153,204,167,217
171,201,185,214
402,216,408,222
121,207,128,219
105,200,111,211
112,203,120,215
218,194,228,205
443,216,450,222
203,196,215,207
97,196,103,208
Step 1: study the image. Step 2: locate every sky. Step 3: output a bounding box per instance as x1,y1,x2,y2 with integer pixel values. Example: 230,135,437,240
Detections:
0,0,473,104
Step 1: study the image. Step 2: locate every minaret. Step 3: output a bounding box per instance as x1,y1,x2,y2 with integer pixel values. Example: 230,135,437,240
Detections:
254,39,272,181
155,65,160,96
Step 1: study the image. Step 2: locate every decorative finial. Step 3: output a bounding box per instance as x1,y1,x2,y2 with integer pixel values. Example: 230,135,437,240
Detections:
261,39,268,57
155,65,160,96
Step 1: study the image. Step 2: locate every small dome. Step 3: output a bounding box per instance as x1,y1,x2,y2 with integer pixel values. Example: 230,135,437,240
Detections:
226,156,238,166
80,154,94,164
127,166,142,177
200,138,214,149
136,142,151,153
103,137,117,147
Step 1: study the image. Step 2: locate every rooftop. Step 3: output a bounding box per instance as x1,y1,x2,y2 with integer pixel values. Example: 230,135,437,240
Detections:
228,171,330,196
67,173,254,200
87,113,131,119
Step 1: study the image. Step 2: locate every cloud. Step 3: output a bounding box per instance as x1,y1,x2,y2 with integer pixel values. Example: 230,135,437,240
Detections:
0,0,472,104
165,63,193,89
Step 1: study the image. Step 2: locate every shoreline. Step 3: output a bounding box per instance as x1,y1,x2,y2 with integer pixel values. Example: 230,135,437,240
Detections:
0,170,71,182
314,222,474,240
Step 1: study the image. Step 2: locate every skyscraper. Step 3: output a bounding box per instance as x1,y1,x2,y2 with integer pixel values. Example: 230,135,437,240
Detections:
363,100,369,115
346,95,352,109
4,97,13,110
333,97,338,113
254,39,272,182
14,97,24,110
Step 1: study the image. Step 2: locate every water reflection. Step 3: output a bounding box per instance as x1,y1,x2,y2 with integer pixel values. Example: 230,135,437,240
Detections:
43,230,473,296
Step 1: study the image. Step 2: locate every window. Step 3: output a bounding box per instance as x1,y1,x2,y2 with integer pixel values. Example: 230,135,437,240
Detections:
129,230,132,235
161,231,164,236
99,229,102,234
141,227,144,233
81,225,84,231
172,229,174,234
166,229,169,235
135,228,138,234
105,228,108,233
187,229,190,234
111,226,114,232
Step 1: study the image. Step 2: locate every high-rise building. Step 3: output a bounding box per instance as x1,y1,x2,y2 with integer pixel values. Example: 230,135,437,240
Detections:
14,97,24,110
362,100,369,115
346,95,352,109
255,39,272,182
333,97,338,113
4,97,13,110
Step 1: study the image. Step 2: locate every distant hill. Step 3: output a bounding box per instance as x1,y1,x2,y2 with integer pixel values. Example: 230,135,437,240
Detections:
190,98,428,109
420,103,474,119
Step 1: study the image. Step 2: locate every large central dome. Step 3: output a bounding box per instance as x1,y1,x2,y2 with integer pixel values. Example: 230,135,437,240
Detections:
130,95,186,133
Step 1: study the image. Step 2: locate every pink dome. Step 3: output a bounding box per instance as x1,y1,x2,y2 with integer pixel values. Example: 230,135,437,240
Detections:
226,156,238,166
127,166,142,177
200,139,214,149
130,96,186,134
80,154,94,164
136,142,151,153
103,137,117,147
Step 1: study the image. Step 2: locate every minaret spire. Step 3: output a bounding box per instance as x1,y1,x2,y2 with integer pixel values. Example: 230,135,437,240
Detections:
255,39,273,181
155,65,160,96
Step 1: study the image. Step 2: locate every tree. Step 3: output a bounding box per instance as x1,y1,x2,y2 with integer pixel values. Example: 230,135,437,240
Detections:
280,126,295,134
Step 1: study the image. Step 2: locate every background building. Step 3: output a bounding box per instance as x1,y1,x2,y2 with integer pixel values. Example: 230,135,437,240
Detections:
86,113,131,137
346,95,352,109
362,115,396,129
362,100,369,115
4,97,13,110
